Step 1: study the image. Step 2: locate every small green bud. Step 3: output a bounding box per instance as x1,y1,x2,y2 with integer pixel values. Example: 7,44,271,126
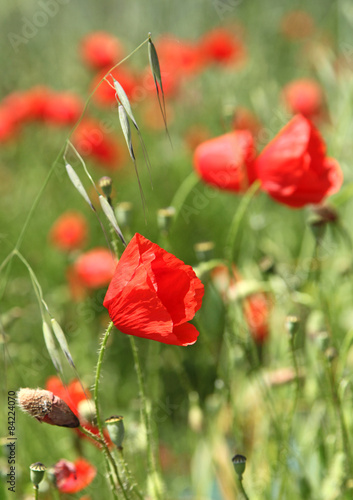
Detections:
232,454,246,480
115,202,133,228
285,315,300,337
194,241,215,262
105,415,125,450
30,462,47,487
99,176,113,199
157,207,175,234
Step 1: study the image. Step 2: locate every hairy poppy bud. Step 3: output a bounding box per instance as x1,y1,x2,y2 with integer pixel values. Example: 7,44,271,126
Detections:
17,388,80,428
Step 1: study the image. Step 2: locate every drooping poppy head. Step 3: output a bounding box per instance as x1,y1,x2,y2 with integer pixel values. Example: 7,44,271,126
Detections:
255,114,343,208
193,130,256,192
43,91,84,126
71,248,117,289
282,79,324,119
46,376,112,447
80,31,124,70
72,118,125,169
199,28,246,65
103,233,204,346
49,211,88,252
53,458,96,494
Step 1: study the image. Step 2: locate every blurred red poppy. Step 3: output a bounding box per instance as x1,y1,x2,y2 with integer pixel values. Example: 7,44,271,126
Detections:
49,211,88,251
46,376,112,447
1,91,34,124
72,119,125,169
22,86,51,121
193,130,256,192
43,91,83,125
280,10,315,40
243,293,270,344
199,28,246,65
0,106,18,142
103,233,204,346
91,66,139,107
156,35,203,77
80,31,124,70
53,458,96,494
282,79,324,119
72,247,117,289
255,114,343,208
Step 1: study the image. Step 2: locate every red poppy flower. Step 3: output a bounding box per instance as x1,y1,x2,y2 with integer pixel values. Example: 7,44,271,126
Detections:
193,131,256,192
103,233,204,346
199,28,245,65
49,211,88,251
80,31,124,70
53,458,96,494
46,376,112,447
91,66,139,107
43,91,83,126
156,35,204,77
1,91,34,125
243,293,270,344
282,79,324,118
22,86,52,121
255,114,343,208
72,118,125,169
72,248,117,289
0,106,18,142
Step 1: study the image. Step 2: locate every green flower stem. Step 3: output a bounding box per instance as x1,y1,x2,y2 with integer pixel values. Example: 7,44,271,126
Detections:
33,485,39,500
327,359,352,477
117,449,144,500
237,478,250,500
129,336,162,500
169,171,200,227
94,322,127,500
225,181,261,265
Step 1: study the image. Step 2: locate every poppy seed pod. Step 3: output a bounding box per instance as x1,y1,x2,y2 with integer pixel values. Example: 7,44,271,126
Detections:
105,416,125,449
30,462,47,487
17,388,80,428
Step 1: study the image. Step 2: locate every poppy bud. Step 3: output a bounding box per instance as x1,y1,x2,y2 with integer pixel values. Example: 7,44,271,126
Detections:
17,388,80,428
30,462,47,487
232,454,246,480
194,241,215,262
157,207,175,235
285,315,300,337
105,416,125,450
115,202,134,229
99,176,113,199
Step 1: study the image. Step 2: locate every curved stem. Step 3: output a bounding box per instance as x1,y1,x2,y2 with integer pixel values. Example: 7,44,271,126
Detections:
169,171,200,227
94,322,127,500
237,478,250,500
129,336,162,500
225,180,261,265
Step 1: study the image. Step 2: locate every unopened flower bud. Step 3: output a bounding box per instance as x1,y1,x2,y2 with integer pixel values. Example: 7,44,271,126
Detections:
157,207,175,234
115,202,133,228
105,415,125,450
194,241,214,262
17,388,79,428
30,462,47,487
285,315,300,337
99,176,113,199
232,454,246,480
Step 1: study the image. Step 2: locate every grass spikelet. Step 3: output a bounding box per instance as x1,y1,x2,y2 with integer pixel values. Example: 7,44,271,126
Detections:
42,321,62,373
99,194,126,246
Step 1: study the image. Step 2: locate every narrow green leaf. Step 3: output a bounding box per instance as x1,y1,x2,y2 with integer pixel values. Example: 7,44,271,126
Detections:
99,195,126,246
65,163,96,212
51,318,76,369
113,78,139,131
42,321,62,373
